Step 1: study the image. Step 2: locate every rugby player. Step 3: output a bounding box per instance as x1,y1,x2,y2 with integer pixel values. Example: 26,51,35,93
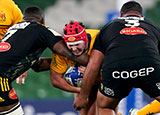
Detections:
0,0,22,39
32,21,100,115
0,6,88,115
74,1,160,115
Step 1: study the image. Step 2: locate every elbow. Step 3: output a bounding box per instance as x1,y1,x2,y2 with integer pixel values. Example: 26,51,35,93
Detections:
31,67,41,72
51,80,59,88
31,62,42,72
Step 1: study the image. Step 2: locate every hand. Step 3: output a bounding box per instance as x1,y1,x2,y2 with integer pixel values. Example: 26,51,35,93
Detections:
78,66,86,74
16,72,27,85
73,94,88,111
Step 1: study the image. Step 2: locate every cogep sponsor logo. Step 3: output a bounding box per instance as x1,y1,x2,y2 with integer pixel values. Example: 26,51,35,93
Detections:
112,67,154,79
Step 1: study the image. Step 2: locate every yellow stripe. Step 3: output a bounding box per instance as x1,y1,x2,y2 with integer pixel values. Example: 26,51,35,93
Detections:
6,78,10,91
0,77,4,91
3,78,7,91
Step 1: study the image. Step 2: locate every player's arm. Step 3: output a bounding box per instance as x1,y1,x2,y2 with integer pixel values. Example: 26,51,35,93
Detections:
50,69,80,93
31,58,52,72
40,27,89,66
80,50,104,98
17,58,51,85
79,31,104,97
53,40,89,66
73,31,104,109
74,49,104,109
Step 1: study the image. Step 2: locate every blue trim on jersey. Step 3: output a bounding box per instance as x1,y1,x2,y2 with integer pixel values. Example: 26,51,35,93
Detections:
87,33,91,51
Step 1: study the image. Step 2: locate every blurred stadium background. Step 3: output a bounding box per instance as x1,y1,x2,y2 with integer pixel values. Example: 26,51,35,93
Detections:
12,0,160,115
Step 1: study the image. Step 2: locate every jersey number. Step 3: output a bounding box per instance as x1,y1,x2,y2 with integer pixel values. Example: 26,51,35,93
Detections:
125,19,140,27
2,22,30,42
1,29,17,42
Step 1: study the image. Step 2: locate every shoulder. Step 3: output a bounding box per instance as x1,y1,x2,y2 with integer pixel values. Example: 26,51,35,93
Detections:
86,29,100,38
50,53,75,73
30,22,50,32
6,0,20,10
86,29,100,34
86,29,100,42
1,0,15,5
52,53,66,61
51,53,74,64
48,28,62,36
144,18,160,28
15,22,49,34
86,29,100,55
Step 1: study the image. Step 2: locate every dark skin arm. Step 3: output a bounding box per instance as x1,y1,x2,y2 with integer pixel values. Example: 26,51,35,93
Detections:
73,49,104,110
53,40,89,66
32,40,89,72
31,58,52,72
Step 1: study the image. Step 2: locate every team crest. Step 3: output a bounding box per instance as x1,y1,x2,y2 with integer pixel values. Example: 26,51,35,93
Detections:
9,89,18,99
0,42,11,52
120,27,147,35
68,37,76,41
0,11,6,22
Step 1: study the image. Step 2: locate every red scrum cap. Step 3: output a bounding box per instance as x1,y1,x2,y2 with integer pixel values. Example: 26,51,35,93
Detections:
63,21,88,48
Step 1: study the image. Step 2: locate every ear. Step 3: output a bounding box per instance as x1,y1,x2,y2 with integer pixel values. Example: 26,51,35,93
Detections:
39,18,45,25
120,13,123,17
42,18,45,25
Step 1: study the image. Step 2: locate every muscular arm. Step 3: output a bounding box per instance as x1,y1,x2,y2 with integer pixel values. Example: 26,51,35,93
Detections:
73,49,104,110
50,69,80,93
80,49,104,98
32,57,81,93
53,40,89,66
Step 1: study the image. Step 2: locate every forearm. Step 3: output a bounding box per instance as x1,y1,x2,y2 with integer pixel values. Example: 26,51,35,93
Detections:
31,58,52,72
50,70,80,93
53,40,89,66
52,78,80,93
79,50,104,98
80,61,100,98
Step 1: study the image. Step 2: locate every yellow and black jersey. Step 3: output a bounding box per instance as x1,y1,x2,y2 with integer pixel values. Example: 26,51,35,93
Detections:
0,0,23,39
50,29,100,74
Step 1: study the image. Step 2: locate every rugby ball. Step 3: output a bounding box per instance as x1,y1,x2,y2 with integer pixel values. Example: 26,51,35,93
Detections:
64,66,83,87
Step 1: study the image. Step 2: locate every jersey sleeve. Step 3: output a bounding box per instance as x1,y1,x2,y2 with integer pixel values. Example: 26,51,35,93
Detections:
50,53,69,74
11,0,23,25
92,32,105,54
39,25,63,51
86,29,100,55
48,28,61,36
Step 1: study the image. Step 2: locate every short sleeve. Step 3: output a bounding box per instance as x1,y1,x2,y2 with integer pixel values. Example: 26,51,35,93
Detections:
50,53,69,74
93,32,105,54
11,1,23,25
39,25,63,51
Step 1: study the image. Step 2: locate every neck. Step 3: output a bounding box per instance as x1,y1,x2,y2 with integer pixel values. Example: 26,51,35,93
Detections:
23,17,44,25
121,12,142,17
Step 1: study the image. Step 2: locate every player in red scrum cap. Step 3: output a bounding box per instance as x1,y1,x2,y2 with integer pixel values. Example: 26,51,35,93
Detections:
49,21,100,115
31,21,100,115
63,21,88,56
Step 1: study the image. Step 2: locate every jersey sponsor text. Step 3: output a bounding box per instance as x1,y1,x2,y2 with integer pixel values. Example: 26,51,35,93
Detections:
112,67,154,79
